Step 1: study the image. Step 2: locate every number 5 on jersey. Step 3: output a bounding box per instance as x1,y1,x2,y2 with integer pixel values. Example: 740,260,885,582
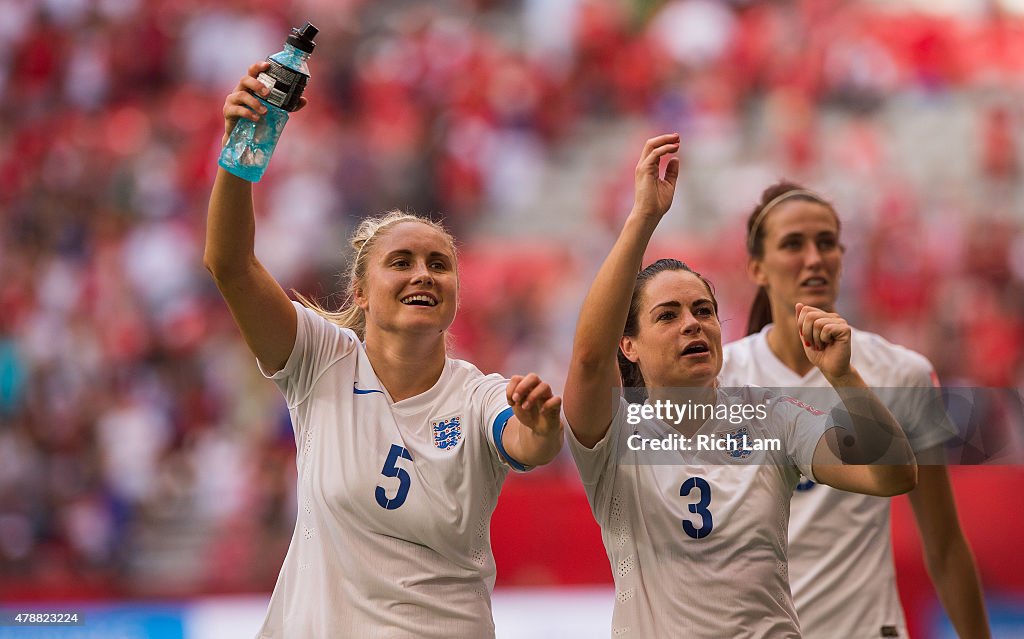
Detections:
376,444,413,510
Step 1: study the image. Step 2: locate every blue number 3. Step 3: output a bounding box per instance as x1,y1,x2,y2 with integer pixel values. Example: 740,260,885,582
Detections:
375,444,413,510
680,477,714,539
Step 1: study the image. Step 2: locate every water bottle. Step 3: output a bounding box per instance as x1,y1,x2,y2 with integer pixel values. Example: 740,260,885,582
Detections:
218,22,318,182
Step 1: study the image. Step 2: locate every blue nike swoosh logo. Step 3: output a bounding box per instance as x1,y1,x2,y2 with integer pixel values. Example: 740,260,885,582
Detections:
353,386,384,395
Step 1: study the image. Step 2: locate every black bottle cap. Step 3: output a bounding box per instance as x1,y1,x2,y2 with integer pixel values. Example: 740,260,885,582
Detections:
287,22,318,54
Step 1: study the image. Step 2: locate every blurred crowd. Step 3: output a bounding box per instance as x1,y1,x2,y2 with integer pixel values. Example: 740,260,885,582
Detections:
1,0,1023,596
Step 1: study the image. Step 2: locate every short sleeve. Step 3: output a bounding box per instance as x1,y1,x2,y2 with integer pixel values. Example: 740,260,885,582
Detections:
471,373,531,472
565,398,625,485
258,301,358,408
566,397,626,521
772,395,834,482
892,359,958,453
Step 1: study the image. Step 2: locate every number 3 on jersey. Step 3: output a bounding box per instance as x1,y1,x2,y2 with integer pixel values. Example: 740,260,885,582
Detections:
375,444,413,510
680,477,714,539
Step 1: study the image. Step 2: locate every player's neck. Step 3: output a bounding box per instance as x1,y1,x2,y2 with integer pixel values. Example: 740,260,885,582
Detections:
766,319,815,377
364,330,447,402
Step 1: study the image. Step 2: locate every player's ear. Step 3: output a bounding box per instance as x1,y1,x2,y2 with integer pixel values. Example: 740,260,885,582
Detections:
354,283,369,311
620,336,640,363
747,257,767,287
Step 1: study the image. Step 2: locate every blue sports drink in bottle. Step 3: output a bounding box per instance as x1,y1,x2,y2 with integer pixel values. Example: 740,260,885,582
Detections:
219,22,318,182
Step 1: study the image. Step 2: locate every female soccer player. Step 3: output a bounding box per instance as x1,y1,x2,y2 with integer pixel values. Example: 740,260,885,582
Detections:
563,134,917,638
720,182,990,638
206,62,564,639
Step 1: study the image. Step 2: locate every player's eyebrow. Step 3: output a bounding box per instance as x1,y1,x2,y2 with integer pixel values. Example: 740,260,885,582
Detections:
649,300,681,315
383,249,453,262
778,230,836,242
649,298,714,314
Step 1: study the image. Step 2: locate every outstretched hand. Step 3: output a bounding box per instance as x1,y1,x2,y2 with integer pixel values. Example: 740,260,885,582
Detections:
506,373,563,437
796,303,853,381
222,61,308,142
632,133,681,220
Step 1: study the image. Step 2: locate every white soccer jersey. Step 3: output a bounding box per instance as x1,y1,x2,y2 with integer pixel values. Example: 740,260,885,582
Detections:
568,386,833,639
721,325,953,639
254,302,524,639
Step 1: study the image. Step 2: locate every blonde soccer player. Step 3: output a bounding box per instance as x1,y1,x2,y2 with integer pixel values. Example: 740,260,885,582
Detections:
207,62,564,638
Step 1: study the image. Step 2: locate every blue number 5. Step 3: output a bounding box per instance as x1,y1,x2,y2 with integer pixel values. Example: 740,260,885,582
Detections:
375,444,413,510
680,477,714,539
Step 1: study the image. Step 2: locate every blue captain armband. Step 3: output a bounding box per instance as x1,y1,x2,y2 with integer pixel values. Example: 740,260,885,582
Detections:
492,406,529,471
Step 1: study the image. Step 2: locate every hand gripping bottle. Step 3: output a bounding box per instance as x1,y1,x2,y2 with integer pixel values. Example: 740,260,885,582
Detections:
218,22,318,182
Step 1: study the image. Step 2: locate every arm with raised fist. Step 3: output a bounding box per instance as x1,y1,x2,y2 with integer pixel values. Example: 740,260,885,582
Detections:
800,303,919,496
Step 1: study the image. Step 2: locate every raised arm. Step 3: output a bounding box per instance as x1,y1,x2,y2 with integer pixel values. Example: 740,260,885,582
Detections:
800,303,918,496
563,134,680,448
204,62,307,374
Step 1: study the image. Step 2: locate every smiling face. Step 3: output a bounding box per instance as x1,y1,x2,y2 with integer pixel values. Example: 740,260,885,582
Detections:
355,221,458,339
620,270,723,389
749,199,843,314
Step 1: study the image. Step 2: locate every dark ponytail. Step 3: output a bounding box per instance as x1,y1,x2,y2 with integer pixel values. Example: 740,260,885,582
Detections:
746,287,772,336
745,181,837,335
619,259,718,403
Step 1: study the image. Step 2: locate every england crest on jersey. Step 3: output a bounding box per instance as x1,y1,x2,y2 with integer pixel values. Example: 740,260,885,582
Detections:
722,426,753,460
431,415,463,450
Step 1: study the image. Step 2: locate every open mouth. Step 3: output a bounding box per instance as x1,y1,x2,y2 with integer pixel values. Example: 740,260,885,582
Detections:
681,342,710,356
401,294,438,307
800,277,828,287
